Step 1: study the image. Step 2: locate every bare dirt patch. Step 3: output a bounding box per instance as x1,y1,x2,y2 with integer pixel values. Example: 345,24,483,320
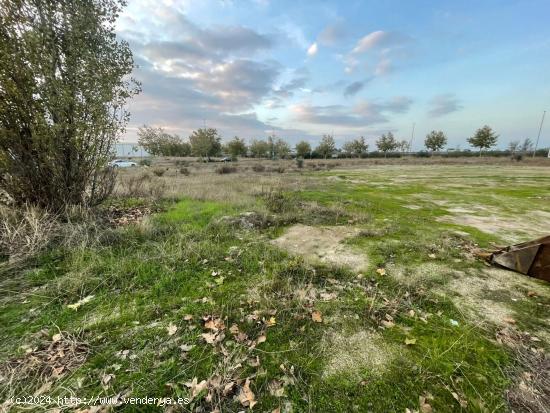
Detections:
322,330,395,380
389,262,549,328
271,224,368,271
437,213,550,243
442,267,549,326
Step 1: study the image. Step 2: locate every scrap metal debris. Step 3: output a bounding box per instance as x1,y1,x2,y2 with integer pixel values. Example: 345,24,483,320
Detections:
486,235,550,282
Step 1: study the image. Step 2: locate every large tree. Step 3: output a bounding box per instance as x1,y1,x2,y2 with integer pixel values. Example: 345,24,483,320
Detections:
189,128,222,160
316,134,336,159
138,125,190,157
249,139,269,158
468,126,498,156
274,138,291,159
343,136,368,158
376,132,398,157
424,130,447,152
225,136,247,159
295,141,311,158
0,0,139,210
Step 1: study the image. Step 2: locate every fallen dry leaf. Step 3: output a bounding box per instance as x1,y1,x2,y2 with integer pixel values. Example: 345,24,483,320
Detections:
102,373,114,386
238,378,257,408
503,317,516,325
183,314,193,321
180,344,195,352
405,338,417,345
266,316,277,327
311,310,323,323
201,332,217,344
223,381,235,396
257,335,267,344
204,317,225,332
52,333,62,342
376,268,386,276
381,320,395,328
184,377,208,399
167,323,178,336
452,391,468,408
268,380,285,398
229,324,240,335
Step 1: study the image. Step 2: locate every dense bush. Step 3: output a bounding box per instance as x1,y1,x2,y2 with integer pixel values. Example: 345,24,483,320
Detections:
0,0,139,211
252,164,266,172
215,165,237,174
152,168,166,177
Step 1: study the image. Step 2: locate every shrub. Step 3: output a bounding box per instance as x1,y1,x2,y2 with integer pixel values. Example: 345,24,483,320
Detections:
179,167,190,176
512,154,523,162
116,173,167,199
252,164,266,172
152,168,166,177
215,165,237,174
139,159,152,166
266,166,285,173
416,151,432,158
296,158,304,169
0,0,139,211
262,188,294,213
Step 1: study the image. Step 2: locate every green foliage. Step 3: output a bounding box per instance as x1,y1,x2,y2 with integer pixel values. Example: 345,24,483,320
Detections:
424,130,447,152
189,128,222,160
137,125,191,157
468,125,498,156
0,0,140,210
342,136,368,157
225,136,247,159
295,141,312,158
397,139,410,152
316,134,336,159
273,138,291,159
376,132,398,156
249,139,270,158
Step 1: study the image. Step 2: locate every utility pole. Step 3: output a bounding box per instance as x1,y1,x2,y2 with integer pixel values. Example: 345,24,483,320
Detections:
533,110,546,158
408,122,415,153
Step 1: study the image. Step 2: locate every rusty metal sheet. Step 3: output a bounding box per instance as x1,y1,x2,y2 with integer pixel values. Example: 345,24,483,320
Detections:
490,235,550,282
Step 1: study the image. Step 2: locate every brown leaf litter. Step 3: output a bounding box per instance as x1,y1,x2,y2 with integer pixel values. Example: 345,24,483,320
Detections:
497,327,550,412
0,332,89,404
105,205,158,227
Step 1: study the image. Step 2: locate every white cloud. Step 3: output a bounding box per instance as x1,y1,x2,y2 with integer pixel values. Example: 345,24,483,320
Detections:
307,42,318,56
352,30,389,54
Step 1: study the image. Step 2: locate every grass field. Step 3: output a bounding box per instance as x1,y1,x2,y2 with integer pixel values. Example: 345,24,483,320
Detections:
1,159,549,412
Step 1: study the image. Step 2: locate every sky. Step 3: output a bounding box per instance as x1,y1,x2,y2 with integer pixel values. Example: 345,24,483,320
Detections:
116,0,550,150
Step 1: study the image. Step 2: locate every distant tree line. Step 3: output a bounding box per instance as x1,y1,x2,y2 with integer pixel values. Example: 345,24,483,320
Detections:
137,124,547,160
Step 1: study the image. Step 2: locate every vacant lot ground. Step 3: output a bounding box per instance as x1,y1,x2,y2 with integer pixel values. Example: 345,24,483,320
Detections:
1,159,549,412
